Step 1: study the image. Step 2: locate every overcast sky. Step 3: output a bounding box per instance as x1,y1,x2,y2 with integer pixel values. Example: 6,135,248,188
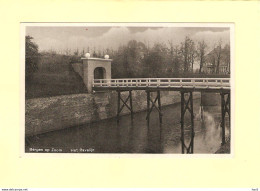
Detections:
26,26,230,53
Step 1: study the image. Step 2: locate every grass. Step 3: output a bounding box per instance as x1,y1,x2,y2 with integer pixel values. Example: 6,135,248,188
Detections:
25,54,87,99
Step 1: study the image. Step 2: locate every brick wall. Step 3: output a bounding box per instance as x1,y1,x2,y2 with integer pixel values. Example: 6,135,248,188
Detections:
25,91,200,136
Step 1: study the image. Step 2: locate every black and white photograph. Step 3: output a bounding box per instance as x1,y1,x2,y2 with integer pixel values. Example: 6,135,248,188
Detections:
23,23,233,154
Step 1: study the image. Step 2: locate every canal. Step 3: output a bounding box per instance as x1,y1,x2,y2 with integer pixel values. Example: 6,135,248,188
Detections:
25,98,230,154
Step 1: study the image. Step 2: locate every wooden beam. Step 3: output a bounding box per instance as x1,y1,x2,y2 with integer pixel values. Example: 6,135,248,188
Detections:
220,92,230,146
117,91,120,122
180,91,194,154
157,90,162,124
117,90,134,122
190,92,194,153
129,90,133,120
221,93,226,145
181,92,185,154
146,91,163,124
146,91,150,127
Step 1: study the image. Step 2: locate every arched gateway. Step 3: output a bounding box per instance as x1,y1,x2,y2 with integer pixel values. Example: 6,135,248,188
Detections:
94,67,106,79
72,57,112,92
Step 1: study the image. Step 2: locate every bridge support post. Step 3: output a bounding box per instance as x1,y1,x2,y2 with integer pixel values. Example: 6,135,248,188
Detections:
220,92,230,145
117,90,134,122
180,91,195,154
146,90,163,126
146,91,150,127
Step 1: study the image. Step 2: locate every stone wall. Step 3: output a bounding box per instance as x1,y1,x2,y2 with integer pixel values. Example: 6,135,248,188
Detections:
25,91,200,136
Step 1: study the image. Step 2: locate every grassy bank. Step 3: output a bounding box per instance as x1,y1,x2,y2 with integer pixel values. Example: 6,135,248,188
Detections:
26,54,87,99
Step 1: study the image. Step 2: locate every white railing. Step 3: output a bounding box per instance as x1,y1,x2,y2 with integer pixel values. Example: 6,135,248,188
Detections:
93,78,230,89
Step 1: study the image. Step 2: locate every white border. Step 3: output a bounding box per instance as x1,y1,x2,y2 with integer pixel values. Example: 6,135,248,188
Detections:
20,22,235,158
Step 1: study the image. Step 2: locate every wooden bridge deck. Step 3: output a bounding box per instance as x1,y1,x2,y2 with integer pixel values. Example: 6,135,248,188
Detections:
93,78,231,92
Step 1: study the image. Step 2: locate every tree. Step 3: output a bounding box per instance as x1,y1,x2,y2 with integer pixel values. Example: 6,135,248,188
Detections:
93,50,98,57
168,41,182,76
223,44,230,74
74,48,79,56
112,45,128,78
25,35,39,80
126,40,146,77
189,40,196,72
172,46,182,75
112,40,147,78
145,42,168,77
180,37,196,73
81,48,85,57
215,40,222,74
197,40,207,73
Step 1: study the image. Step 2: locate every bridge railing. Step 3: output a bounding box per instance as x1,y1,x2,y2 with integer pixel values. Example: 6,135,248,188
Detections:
93,78,230,89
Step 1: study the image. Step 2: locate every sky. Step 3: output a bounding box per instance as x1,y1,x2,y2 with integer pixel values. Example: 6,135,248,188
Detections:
26,26,230,54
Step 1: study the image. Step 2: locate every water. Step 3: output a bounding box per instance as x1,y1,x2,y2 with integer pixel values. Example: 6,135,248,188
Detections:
25,99,230,154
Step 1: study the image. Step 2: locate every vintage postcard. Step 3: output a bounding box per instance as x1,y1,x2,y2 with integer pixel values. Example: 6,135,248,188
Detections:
2,0,260,189
21,23,234,156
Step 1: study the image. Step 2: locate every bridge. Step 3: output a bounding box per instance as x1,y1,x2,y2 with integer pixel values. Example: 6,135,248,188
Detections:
93,78,230,92
92,77,231,154
73,58,231,154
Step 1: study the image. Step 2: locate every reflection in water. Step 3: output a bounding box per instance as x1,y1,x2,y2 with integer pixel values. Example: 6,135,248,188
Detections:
25,99,230,154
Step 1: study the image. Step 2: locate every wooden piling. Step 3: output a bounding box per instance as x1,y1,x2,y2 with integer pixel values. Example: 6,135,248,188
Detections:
117,90,134,122
129,90,133,120
117,91,120,123
181,91,185,154
157,90,162,124
221,93,226,145
146,91,150,127
180,91,194,154
190,92,194,154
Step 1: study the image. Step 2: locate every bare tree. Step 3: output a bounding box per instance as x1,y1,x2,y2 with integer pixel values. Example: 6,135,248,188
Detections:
189,41,196,72
180,37,196,73
215,39,222,74
197,40,207,73
224,44,230,74
181,37,189,72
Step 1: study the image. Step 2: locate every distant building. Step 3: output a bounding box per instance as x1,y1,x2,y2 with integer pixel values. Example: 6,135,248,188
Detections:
202,45,230,75
202,62,215,74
